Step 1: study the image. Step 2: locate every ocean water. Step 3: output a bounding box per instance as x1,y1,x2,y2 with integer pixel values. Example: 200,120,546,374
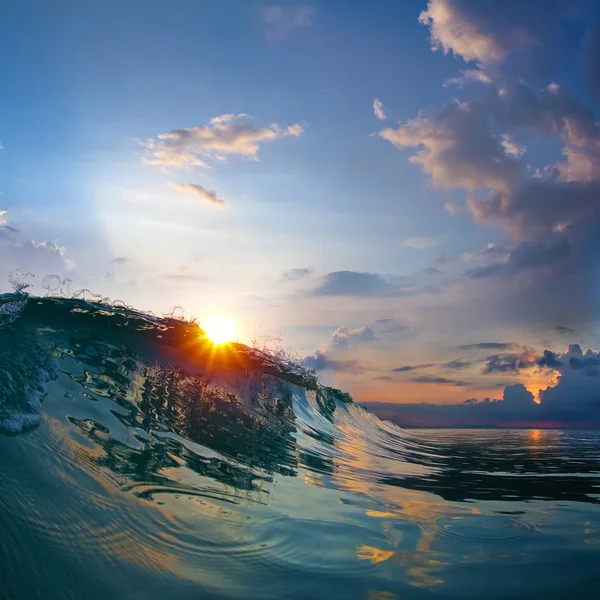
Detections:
2,291,600,599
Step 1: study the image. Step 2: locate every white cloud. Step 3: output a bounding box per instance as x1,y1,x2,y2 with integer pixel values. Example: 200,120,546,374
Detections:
170,183,225,206
444,69,491,87
444,201,463,214
373,98,387,120
403,236,442,249
263,5,316,42
143,114,304,169
419,0,509,64
331,325,376,347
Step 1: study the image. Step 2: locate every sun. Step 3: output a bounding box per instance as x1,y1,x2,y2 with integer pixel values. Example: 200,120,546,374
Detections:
202,315,237,345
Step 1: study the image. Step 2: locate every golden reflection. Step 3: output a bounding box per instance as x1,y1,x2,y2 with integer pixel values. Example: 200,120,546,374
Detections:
530,429,541,444
366,590,399,600
357,545,396,564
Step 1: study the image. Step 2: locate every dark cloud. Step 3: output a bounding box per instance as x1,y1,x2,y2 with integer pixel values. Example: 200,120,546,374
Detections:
112,257,129,265
281,267,313,281
459,342,519,350
302,350,362,373
465,237,572,280
410,375,471,387
311,271,408,297
465,262,504,280
482,348,564,374
556,325,576,336
366,343,600,427
391,363,435,373
444,359,472,370
481,349,540,374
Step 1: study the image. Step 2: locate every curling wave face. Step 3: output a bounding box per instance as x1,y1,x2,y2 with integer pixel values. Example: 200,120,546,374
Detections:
2,289,600,600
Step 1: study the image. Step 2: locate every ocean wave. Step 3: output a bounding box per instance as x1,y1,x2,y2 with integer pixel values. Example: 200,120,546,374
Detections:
3,275,600,598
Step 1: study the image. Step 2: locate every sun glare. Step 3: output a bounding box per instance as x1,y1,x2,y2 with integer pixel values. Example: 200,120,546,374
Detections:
202,315,237,345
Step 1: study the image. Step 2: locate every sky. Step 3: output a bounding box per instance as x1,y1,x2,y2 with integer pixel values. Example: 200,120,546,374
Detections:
2,0,600,428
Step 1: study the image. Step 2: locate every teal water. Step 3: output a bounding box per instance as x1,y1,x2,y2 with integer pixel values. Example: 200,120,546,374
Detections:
2,292,600,599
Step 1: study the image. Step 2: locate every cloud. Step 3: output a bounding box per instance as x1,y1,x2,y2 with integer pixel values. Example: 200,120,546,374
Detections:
556,325,575,336
410,375,471,387
373,98,387,120
331,325,376,347
372,344,600,428
443,201,463,214
281,267,313,281
444,359,471,370
481,349,545,374
302,349,362,373
311,271,408,297
391,364,435,372
458,342,519,351
403,235,442,249
171,183,225,206
144,114,303,169
418,0,577,68
302,323,377,373
380,100,522,194
464,237,572,280
379,2,600,330
444,69,491,87
263,5,315,42
461,242,511,262
111,257,129,265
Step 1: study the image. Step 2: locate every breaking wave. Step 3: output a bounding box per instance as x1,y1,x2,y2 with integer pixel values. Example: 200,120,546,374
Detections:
2,275,600,599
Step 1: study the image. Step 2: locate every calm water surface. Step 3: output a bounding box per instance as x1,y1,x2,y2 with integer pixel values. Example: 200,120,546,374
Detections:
1,297,600,599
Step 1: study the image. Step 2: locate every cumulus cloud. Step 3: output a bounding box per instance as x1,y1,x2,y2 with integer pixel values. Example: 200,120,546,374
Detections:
171,183,225,206
263,5,315,42
379,2,600,329
331,325,376,347
302,349,361,373
302,323,377,373
481,349,545,374
144,114,303,169
311,271,408,297
373,98,387,120
281,267,313,281
367,343,600,428
418,0,577,68
380,100,522,193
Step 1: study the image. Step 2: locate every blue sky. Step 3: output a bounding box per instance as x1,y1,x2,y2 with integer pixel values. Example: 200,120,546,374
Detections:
3,0,600,427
